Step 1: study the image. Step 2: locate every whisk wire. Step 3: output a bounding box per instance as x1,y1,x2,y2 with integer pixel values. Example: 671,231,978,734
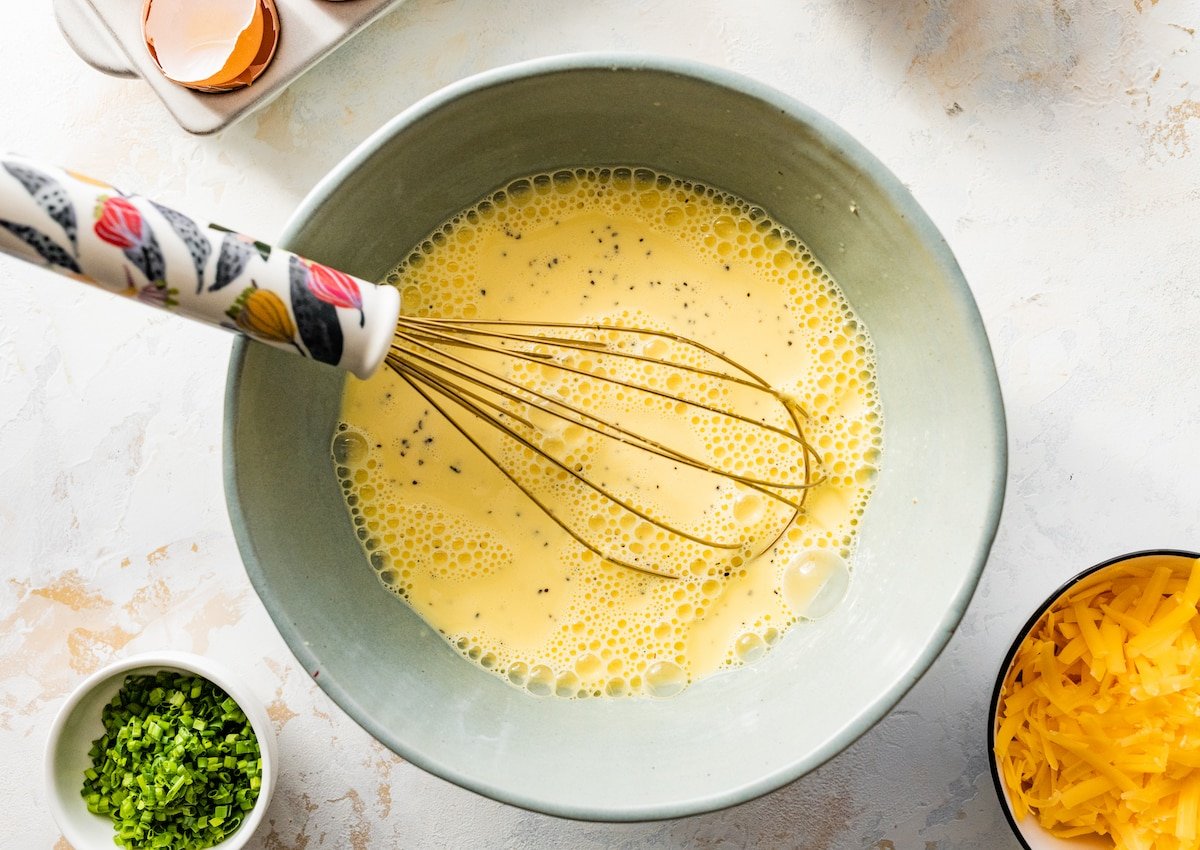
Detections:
402,317,803,414
391,358,719,579
389,353,745,550
390,332,807,505
383,316,824,579
393,321,817,490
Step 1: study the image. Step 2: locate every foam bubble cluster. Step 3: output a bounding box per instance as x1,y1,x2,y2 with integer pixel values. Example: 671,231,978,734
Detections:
333,167,883,698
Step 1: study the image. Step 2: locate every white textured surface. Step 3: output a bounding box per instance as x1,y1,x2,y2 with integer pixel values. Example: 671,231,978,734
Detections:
1,1,1197,847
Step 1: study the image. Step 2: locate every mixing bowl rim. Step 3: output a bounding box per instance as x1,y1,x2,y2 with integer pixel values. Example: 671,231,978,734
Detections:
987,547,1200,848
224,51,1008,821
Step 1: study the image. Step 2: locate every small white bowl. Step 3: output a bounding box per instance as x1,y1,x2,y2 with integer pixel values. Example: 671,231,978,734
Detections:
45,651,278,850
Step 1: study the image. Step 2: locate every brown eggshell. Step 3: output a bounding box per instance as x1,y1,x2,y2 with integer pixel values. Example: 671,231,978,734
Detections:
142,0,280,93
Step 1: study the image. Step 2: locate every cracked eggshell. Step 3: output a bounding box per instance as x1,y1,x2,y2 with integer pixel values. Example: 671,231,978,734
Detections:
142,0,280,93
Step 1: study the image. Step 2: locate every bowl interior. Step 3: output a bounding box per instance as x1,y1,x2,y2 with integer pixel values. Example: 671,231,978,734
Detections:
988,550,1200,850
225,56,1006,820
46,653,276,850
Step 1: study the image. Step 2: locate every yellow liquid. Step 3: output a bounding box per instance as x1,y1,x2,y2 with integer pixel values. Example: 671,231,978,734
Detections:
333,167,882,698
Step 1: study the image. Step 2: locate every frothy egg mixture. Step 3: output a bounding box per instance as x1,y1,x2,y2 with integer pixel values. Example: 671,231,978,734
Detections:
332,167,882,698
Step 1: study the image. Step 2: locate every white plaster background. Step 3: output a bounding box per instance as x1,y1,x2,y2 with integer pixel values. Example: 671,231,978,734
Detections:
1,1,1198,847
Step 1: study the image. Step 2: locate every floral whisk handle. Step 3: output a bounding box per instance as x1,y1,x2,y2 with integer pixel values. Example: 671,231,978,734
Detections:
0,155,400,379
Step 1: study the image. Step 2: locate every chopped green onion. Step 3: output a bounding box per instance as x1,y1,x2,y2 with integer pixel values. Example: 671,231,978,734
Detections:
80,671,262,850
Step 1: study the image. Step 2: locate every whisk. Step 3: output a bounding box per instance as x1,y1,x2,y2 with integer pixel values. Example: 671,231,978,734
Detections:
385,316,821,577
0,156,820,578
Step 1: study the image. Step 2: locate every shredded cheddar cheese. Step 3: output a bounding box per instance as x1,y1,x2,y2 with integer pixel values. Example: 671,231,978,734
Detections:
995,557,1200,850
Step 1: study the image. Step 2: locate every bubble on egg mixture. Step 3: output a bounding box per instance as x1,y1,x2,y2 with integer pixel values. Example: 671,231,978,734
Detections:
645,661,688,698
781,550,852,620
336,167,883,698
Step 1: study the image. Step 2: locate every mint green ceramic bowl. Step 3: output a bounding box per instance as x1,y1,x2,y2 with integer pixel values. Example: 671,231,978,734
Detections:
224,55,1006,821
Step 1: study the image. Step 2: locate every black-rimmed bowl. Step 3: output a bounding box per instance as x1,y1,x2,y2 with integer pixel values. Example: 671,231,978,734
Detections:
989,548,1200,849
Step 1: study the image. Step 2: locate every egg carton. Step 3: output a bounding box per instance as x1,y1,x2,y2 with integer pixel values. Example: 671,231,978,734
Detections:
53,0,406,135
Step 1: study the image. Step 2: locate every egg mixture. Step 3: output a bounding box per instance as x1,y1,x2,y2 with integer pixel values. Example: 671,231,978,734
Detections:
332,167,882,698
